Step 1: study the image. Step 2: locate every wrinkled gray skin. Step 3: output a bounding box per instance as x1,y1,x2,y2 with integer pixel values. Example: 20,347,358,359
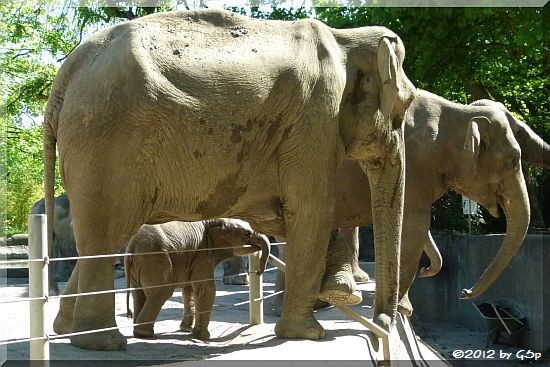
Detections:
31,194,76,295
124,219,269,340
45,9,415,350
272,90,547,315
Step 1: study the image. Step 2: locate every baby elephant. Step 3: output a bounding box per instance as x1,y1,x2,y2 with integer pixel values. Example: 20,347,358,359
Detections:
125,219,270,340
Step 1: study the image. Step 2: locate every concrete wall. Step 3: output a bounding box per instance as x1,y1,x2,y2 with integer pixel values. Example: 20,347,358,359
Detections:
410,232,548,352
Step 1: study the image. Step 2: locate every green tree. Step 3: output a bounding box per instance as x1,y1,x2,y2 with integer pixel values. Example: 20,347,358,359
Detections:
1,4,170,235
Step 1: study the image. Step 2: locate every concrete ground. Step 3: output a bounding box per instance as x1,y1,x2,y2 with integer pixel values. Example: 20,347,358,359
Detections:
1,262,530,366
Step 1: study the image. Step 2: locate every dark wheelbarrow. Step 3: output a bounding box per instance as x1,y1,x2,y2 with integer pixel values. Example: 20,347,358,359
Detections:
473,301,528,347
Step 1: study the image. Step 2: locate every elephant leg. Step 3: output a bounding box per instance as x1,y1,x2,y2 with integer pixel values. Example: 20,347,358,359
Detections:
222,256,249,285
131,289,146,324
272,243,329,314
350,227,369,282
397,208,431,316
134,287,173,338
191,280,215,340
274,164,335,340
180,285,194,332
271,242,285,316
318,228,362,305
53,261,79,335
69,256,126,350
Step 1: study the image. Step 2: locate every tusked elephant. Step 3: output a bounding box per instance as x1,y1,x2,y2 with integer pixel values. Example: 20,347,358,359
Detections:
124,219,270,340
31,194,76,295
45,9,415,350
271,90,549,315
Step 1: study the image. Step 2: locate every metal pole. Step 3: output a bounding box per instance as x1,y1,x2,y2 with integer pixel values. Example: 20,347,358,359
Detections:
28,214,49,361
248,251,263,325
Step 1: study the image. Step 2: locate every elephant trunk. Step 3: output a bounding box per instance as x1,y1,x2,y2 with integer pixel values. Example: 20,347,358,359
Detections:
255,234,271,274
461,171,530,299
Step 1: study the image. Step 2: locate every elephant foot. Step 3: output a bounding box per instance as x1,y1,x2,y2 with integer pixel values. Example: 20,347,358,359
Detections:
352,266,370,282
318,270,361,305
53,312,73,335
313,299,330,310
180,320,193,332
373,313,393,333
191,327,210,340
222,274,249,285
398,294,413,316
70,329,127,351
275,314,325,340
133,324,154,338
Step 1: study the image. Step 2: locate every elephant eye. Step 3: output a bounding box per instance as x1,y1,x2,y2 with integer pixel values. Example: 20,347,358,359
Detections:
245,230,253,237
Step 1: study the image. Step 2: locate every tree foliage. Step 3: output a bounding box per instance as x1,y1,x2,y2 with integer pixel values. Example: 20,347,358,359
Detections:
1,5,548,235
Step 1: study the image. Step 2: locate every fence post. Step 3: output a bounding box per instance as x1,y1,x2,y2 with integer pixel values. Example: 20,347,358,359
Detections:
28,214,49,361
248,251,263,325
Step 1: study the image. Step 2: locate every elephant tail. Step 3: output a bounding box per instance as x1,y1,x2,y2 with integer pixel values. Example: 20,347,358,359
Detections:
43,113,57,264
125,254,133,319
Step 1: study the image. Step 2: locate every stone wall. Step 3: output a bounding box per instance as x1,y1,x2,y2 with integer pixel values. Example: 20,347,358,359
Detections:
410,232,549,352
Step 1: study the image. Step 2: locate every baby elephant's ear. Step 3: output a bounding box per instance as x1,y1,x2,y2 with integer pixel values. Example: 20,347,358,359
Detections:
206,224,225,258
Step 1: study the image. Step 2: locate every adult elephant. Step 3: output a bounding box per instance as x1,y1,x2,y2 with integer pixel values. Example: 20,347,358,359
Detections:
330,90,546,313
273,89,549,314
45,9,415,350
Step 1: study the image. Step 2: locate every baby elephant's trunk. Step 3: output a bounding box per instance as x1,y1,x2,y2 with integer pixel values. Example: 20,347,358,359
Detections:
254,234,271,275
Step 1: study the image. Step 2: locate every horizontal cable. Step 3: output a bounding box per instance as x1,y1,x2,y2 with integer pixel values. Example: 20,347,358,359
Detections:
233,290,284,307
0,258,44,265
0,243,283,267
0,267,278,305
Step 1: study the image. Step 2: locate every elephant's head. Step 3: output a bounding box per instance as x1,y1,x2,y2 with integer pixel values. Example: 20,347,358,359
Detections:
208,219,270,274
337,28,416,162
470,99,550,169
447,107,530,299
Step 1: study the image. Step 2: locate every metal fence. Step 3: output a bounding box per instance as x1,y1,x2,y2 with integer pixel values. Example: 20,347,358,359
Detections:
0,214,390,361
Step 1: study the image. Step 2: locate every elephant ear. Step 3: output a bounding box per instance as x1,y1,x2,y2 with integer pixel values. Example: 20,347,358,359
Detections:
207,222,226,257
377,37,399,123
504,110,550,168
464,116,490,170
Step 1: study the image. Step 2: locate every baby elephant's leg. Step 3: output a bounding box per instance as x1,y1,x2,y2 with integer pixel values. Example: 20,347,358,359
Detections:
191,279,216,340
134,287,173,338
180,285,194,332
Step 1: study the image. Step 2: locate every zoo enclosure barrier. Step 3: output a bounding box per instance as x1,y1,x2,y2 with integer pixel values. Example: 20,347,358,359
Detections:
0,214,391,361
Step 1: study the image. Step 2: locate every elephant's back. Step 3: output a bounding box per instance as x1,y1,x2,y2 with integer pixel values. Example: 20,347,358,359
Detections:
127,221,204,253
